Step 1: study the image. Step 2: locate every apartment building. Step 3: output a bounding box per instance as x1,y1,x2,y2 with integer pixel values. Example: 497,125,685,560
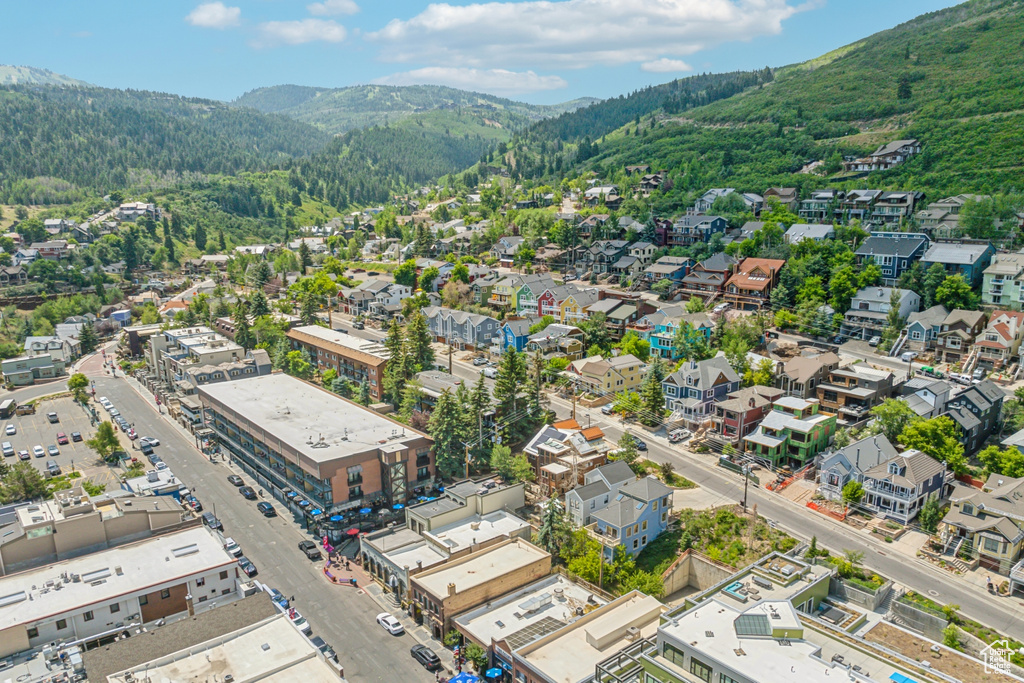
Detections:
286,325,390,402
742,397,836,469
816,364,894,423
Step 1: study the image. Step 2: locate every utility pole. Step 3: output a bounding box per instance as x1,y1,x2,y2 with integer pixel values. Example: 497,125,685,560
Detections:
742,464,750,513
464,442,471,480
571,385,577,421
448,343,454,374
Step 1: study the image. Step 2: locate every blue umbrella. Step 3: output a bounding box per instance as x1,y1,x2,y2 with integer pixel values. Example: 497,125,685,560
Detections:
286,491,297,498
359,507,372,514
450,674,480,683
485,667,503,678
311,509,323,516
393,503,404,510
298,500,310,507
330,515,343,522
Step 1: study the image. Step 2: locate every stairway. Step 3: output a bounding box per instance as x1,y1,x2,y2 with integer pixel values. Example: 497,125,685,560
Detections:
889,330,908,358
877,586,901,615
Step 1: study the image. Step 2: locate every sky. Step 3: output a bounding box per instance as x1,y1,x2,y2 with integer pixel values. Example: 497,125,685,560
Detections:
1,0,963,104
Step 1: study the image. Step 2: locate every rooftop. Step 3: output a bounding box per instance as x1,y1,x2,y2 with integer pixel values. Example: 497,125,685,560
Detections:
288,325,390,361
0,527,234,632
413,538,550,599
686,552,832,609
198,374,430,464
426,510,531,554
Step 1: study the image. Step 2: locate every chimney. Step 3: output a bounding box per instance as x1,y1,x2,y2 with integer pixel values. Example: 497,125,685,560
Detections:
447,583,457,597
417,561,423,570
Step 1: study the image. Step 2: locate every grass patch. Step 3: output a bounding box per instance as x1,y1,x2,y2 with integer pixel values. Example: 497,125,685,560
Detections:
639,461,696,489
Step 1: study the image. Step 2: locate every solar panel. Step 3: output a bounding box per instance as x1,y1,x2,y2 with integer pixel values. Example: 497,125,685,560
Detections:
734,614,770,636
505,616,566,651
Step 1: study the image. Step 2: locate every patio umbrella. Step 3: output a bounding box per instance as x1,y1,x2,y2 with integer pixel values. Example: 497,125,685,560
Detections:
449,674,480,683
310,509,323,516
359,507,372,514
298,500,310,507
485,667,503,679
330,515,343,522
346,528,360,536
393,503,404,510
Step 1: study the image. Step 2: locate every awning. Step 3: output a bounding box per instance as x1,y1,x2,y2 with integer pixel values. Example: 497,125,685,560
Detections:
890,673,920,683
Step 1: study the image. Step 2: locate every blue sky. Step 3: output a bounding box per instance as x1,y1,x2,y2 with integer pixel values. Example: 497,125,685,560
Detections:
2,0,961,104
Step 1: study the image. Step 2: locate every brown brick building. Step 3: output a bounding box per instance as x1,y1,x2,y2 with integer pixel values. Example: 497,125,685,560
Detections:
286,325,390,402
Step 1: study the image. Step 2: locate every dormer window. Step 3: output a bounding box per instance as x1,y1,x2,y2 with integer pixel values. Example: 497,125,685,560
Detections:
963,503,974,516
888,462,902,475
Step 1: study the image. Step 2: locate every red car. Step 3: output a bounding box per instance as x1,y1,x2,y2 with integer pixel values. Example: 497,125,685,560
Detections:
56,432,69,445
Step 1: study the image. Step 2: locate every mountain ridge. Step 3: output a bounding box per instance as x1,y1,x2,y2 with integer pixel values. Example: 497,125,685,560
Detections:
0,65,91,87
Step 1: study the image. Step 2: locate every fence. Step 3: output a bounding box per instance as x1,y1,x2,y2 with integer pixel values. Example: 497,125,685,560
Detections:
807,500,847,521
769,463,814,492
891,594,948,642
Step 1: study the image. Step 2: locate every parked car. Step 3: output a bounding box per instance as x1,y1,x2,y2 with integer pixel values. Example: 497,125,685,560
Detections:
46,412,59,423
311,636,338,662
868,336,881,347
256,501,277,517
632,436,647,451
289,610,312,635
227,474,244,486
267,587,289,609
1,442,13,457
298,540,322,560
201,512,223,531
833,335,845,344
901,351,918,362
32,445,44,458
973,367,986,381
47,444,59,456
56,432,68,445
71,432,82,442
45,460,61,476
184,495,203,512
4,424,15,436
17,450,29,461
237,556,258,577
601,404,615,415
668,429,692,443
483,367,498,379
410,644,442,670
139,437,160,447
473,356,488,366
376,613,405,635
239,486,257,500
352,320,365,330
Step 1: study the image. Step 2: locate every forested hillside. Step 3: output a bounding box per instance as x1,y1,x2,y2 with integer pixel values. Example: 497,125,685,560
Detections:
0,85,331,204
0,65,90,86
492,0,1024,201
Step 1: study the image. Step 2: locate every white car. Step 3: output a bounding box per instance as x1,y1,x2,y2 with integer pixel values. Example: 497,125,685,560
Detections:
139,437,160,447
483,367,498,379
288,610,312,635
223,537,243,557
32,445,45,458
376,612,405,635
4,425,14,436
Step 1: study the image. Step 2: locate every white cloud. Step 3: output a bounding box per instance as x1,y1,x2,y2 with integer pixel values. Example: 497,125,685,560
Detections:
307,0,360,16
373,67,568,96
254,19,347,47
185,2,241,29
369,0,802,69
641,58,693,73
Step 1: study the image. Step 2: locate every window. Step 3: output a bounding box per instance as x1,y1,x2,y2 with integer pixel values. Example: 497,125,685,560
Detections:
591,500,596,509
55,618,67,630
196,577,205,587
653,500,658,511
160,589,171,599
642,520,648,531
633,539,639,549
27,626,38,638
220,570,229,580
642,535,647,545
140,595,148,605
690,656,713,682
663,644,686,667
84,611,94,622
110,603,120,613
962,503,974,516
720,674,741,683
983,537,1002,554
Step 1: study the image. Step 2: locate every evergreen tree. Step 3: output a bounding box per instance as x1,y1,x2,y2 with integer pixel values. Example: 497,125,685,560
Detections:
298,241,312,272
357,382,371,406
640,364,666,427
399,381,423,422
405,313,435,371
428,389,466,478
163,220,176,261
218,229,226,251
271,336,291,370
414,222,432,257
121,229,139,273
493,348,527,441
77,324,98,354
250,289,270,318
193,223,207,251
535,499,570,555
467,373,492,462
299,291,319,325
233,300,254,349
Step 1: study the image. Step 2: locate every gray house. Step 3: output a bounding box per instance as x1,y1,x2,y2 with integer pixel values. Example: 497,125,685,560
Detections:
860,449,948,524
904,304,949,352
662,356,741,429
564,461,635,528
841,286,920,341
854,232,930,284
423,306,500,350
818,434,899,502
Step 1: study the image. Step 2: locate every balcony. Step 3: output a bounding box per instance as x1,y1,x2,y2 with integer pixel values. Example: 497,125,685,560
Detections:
348,489,364,501
347,474,363,486
416,454,431,467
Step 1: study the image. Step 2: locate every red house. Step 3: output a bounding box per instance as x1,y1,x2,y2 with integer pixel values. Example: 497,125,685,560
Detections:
711,385,784,447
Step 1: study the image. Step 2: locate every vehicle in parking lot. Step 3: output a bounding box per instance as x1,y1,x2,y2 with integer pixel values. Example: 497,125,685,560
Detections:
32,445,44,458
201,512,223,530
47,444,59,456
1,442,13,457
71,432,82,442
410,644,441,670
15,404,35,416
973,367,986,381
227,474,244,486
473,356,488,366
289,610,312,635
47,412,59,423
376,613,404,635
256,501,277,517
239,486,257,500
223,537,242,557
56,432,68,445
139,437,160,447
5,424,15,436
237,556,258,577
45,460,61,476
17,450,29,461
298,540,321,560
868,336,881,347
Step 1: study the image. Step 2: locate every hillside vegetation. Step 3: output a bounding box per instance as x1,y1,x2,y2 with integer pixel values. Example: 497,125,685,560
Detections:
0,65,90,87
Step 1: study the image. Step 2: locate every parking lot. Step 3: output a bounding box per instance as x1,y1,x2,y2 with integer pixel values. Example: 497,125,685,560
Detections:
0,396,120,491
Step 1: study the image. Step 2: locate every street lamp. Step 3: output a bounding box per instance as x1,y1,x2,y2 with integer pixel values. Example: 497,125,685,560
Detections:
741,464,751,513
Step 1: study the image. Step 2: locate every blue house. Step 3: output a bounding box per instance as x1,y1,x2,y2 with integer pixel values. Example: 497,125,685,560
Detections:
635,308,714,360
854,232,930,284
591,476,673,559
662,356,740,429
500,319,532,353
920,240,996,287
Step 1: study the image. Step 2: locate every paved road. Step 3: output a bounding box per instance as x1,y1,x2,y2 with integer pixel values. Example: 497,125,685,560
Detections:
89,373,434,683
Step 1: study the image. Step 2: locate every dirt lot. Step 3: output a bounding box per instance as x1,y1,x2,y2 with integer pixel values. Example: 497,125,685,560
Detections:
864,621,1004,682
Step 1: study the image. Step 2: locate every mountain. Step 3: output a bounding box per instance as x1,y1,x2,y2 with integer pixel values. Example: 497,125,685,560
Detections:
232,84,598,136
0,65,91,87
0,84,331,204
499,0,1024,202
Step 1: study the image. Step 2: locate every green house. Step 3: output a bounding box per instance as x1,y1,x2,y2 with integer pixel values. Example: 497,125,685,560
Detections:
742,396,836,468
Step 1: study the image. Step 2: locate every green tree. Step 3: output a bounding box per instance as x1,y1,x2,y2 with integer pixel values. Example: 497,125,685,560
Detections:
619,569,665,598
77,324,98,354
879,289,906,353
233,300,255,349
900,416,966,474
640,365,666,427
450,262,470,284
673,323,712,361
942,625,961,651
399,381,423,422
977,445,1024,478
869,398,921,445
405,313,435,371
285,350,313,380
744,358,776,387
935,274,978,310
467,374,492,462
298,291,319,325
578,313,611,353
493,348,527,436
617,331,650,362
428,389,467,478
685,296,707,313
87,422,121,463
271,336,291,370
828,266,859,315
858,264,882,289
614,433,640,468
193,223,207,251
250,289,270,318
2,462,48,502
919,497,943,534
298,241,312,272
419,266,440,291
490,443,535,482
67,372,90,403
842,480,865,510
922,263,947,308
535,499,570,554
464,643,488,672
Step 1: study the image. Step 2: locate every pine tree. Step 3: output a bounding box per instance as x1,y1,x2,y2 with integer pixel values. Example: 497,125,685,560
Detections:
535,499,570,554
250,289,270,318
233,300,254,349
428,389,466,478
272,336,291,370
414,222,432,257
493,348,527,440
640,367,666,427
405,313,434,371
193,223,207,251
218,229,226,251
399,381,423,422
77,324,98,354
299,291,319,325
163,220,176,261
357,382,371,406
299,241,312,273
467,373,492,462
121,229,139,272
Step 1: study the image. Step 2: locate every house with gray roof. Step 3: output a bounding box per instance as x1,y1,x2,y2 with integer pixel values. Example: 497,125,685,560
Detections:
783,223,835,244
854,231,930,284
841,286,920,341
818,434,900,503
423,306,500,350
904,304,949,352
590,475,673,559
564,461,636,528
943,380,1004,455
860,448,948,523
899,377,953,418
920,239,996,287
942,474,1024,575
662,356,740,429
936,308,987,365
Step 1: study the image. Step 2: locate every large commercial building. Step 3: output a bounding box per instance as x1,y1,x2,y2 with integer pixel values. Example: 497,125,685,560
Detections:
199,374,434,513
286,325,390,402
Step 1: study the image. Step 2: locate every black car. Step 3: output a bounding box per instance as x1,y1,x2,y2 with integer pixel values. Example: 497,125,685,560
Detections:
352,320,365,330
237,556,258,577
298,540,322,560
625,434,647,451
239,486,257,500
227,474,244,486
833,335,845,344
410,644,442,671
201,512,223,531
256,501,277,517
71,431,82,442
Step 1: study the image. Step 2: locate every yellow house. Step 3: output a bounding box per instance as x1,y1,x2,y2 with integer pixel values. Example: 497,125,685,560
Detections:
560,289,600,324
941,474,1024,575
568,354,643,395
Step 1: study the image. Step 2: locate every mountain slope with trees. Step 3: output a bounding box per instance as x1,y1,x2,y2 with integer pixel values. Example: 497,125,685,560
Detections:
0,65,91,87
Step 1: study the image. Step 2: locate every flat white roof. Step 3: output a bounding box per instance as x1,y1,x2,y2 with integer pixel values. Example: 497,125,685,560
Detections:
106,615,336,682
0,527,235,631
414,540,549,598
290,324,390,359
426,511,530,554
198,374,429,464
385,540,448,573
455,574,607,650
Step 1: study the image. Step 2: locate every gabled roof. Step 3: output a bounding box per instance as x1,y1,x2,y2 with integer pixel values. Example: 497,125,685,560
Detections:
907,305,949,329
863,449,945,488
941,309,986,329
871,139,919,156
664,356,739,390
698,252,738,273
570,480,610,502
781,353,839,383
824,434,899,474
595,461,635,487
855,233,929,258
619,476,672,502
727,258,785,291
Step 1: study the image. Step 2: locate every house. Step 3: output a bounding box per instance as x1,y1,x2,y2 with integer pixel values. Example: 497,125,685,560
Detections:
499,319,533,353
904,304,949,352
586,240,630,275
533,243,565,268
783,223,835,244
841,286,920,341
899,377,953,419
360,279,413,316
710,385,784,447
762,187,799,212
117,201,159,220
599,298,647,341
525,324,584,360
1,354,66,385
639,173,665,195
560,288,600,324
916,194,987,236
629,240,655,266
722,257,785,311
668,212,727,247
28,240,68,260
584,185,620,208
514,275,557,316
23,336,75,363
860,449,947,524
679,252,737,304
0,265,28,286
524,423,612,495
489,236,524,267
973,310,1024,370
566,354,643,396
564,461,636,527
588,476,673,558
774,351,839,399
842,139,921,172
13,248,38,266
920,240,996,287
982,252,1024,309
742,397,836,469
694,188,735,212
643,255,692,284
625,165,651,175
819,434,900,504
799,189,844,223
633,309,712,361
943,380,1004,455
935,309,987,365
870,191,925,226
942,475,1024,575
662,356,740,430
536,284,572,318
578,214,610,240
816,364,894,423
854,232,930,284
488,274,522,309
423,306,500,350
837,189,883,222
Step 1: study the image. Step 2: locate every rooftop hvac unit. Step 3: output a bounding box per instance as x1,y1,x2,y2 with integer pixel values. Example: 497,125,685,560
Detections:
625,626,640,641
